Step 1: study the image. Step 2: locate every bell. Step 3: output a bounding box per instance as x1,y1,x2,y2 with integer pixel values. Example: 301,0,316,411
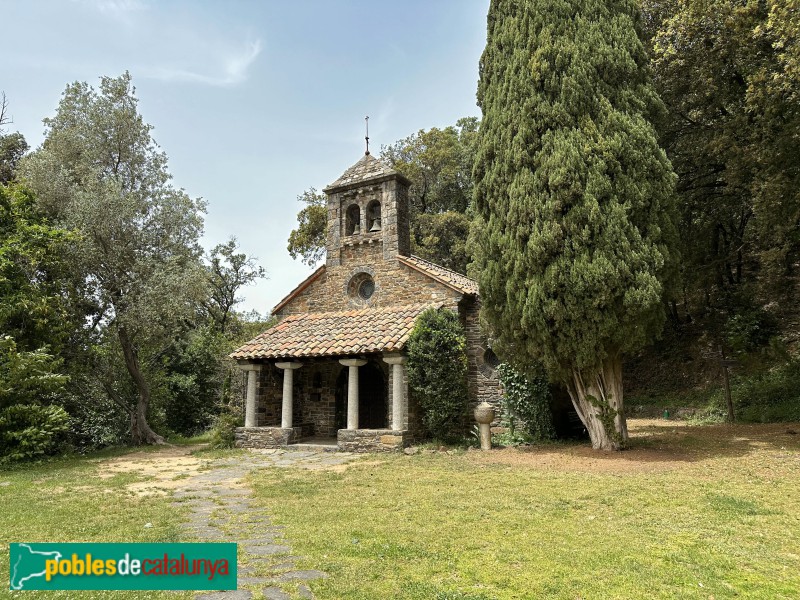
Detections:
369,218,381,232
352,224,360,235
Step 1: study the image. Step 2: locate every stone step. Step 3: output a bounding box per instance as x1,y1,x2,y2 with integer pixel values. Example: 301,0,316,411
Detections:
284,442,340,452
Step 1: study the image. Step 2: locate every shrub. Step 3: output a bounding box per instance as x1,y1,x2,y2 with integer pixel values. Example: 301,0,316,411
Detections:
63,387,130,450
406,308,469,440
496,363,555,442
721,359,800,422
0,404,71,464
210,408,243,449
724,308,777,354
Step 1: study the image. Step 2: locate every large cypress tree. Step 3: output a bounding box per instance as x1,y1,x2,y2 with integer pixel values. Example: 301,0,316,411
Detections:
472,0,678,450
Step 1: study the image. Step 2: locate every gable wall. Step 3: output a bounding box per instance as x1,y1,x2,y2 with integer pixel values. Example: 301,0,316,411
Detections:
275,257,463,317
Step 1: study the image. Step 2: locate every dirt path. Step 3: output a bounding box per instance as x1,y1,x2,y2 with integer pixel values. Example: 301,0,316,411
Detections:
100,445,360,599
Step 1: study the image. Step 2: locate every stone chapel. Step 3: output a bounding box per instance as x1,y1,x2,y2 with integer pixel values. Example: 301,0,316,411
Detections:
230,151,501,451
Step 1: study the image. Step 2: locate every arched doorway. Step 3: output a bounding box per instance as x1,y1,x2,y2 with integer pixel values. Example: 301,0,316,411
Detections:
334,361,388,430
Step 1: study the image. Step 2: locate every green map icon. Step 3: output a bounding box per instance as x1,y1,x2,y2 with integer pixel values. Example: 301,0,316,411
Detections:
10,544,62,590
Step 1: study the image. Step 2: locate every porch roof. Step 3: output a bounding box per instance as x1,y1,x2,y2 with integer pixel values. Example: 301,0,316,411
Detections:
230,302,442,361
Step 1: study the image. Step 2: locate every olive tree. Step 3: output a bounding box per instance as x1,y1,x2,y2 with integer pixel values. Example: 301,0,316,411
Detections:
22,73,207,444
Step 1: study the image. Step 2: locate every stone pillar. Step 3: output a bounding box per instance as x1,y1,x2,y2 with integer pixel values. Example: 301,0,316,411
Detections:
239,364,260,428
383,354,408,431
339,358,367,429
275,362,302,429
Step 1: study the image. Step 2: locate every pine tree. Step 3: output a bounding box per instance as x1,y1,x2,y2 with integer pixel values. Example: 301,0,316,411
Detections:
472,0,678,449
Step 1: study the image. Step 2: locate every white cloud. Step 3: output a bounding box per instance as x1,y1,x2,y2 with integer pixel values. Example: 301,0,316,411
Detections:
78,0,147,14
141,39,263,87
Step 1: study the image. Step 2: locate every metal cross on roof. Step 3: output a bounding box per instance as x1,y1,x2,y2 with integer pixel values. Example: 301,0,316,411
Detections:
365,115,370,155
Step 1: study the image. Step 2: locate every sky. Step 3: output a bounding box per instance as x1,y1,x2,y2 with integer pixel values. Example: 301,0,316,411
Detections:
1,0,490,314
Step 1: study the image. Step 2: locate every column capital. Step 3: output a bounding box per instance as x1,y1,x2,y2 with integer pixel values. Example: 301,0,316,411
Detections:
339,358,368,367
237,362,261,372
383,353,407,366
275,361,303,370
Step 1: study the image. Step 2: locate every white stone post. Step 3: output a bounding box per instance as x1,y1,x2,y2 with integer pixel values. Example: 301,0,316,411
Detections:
275,362,303,429
339,358,367,429
383,354,408,431
239,364,260,428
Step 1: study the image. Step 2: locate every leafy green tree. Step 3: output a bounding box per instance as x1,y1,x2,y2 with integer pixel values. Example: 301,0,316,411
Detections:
411,211,471,274
406,308,469,440
287,187,327,266
0,184,75,352
21,72,207,444
0,93,31,185
381,117,478,216
204,238,267,334
472,0,678,450
382,118,478,273
0,133,29,186
648,0,800,311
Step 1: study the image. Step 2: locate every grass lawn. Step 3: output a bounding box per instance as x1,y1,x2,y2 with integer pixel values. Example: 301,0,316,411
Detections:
248,420,800,600
0,447,193,600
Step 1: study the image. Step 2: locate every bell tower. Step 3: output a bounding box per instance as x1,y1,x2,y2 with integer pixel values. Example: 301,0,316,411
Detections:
323,153,411,267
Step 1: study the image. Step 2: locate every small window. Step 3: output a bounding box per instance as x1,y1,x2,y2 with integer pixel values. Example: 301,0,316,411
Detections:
367,200,381,232
483,348,500,368
347,272,376,302
346,204,361,236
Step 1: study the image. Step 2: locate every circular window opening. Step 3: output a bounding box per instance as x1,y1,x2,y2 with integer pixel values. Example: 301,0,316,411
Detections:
347,272,376,302
358,278,375,299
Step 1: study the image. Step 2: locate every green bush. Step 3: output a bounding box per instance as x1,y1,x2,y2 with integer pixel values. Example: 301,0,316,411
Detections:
210,408,243,449
0,404,71,464
496,363,555,442
407,308,469,441
722,359,800,422
724,308,777,354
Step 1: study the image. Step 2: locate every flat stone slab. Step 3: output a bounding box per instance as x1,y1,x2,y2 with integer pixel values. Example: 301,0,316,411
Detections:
297,584,314,599
195,591,252,600
262,589,290,600
244,544,292,556
268,570,327,583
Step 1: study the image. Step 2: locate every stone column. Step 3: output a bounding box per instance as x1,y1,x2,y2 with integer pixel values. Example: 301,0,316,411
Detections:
239,364,260,428
339,358,367,429
275,362,303,429
383,354,408,431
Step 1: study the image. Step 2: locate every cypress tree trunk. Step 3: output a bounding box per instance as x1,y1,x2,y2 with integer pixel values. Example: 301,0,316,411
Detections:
566,356,628,450
118,326,165,445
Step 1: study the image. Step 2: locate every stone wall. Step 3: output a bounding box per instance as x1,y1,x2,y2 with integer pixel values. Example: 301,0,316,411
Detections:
337,429,410,453
235,426,301,448
462,296,503,423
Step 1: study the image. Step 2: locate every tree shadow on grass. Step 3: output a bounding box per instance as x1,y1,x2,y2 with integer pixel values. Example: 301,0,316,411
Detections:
474,419,800,473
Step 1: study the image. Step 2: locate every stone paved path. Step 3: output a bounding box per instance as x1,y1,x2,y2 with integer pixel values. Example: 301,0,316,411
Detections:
173,448,359,600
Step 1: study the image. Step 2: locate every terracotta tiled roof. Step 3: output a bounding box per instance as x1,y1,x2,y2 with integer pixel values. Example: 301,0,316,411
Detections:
230,303,442,360
271,265,326,314
399,255,480,296
325,153,408,191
